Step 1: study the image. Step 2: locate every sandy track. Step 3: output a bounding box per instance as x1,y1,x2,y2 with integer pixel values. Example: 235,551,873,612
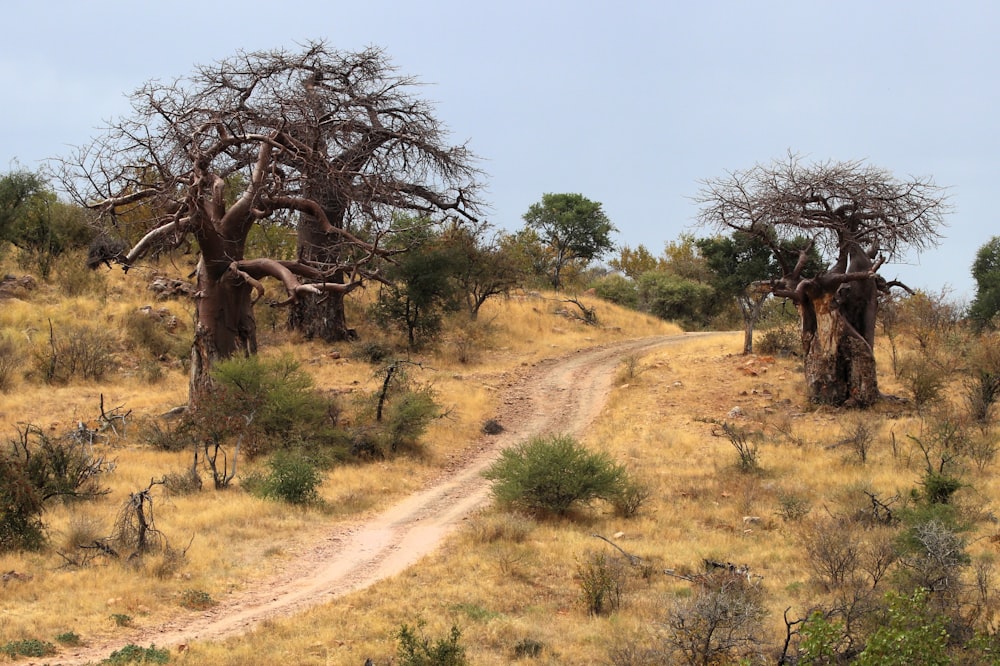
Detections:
56,334,693,664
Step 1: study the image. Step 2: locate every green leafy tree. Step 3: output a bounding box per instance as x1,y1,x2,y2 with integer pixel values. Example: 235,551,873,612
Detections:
371,226,462,348
696,232,820,353
0,169,92,278
970,237,1000,331
522,193,616,290
443,223,525,319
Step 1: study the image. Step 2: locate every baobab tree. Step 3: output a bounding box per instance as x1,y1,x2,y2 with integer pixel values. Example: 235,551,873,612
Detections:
696,154,948,407
55,42,482,401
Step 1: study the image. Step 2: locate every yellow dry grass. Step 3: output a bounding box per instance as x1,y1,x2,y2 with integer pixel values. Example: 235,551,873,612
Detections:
1,253,994,664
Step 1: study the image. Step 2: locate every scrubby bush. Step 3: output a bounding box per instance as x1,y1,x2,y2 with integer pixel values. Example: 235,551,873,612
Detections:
755,324,800,356
578,550,628,615
855,589,949,666
33,321,117,383
100,643,170,664
0,638,57,658
250,451,322,505
0,333,21,391
661,570,767,666
0,459,45,551
483,434,629,516
396,623,467,666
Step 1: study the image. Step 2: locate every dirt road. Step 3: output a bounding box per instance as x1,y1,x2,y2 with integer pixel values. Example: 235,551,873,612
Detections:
57,334,692,664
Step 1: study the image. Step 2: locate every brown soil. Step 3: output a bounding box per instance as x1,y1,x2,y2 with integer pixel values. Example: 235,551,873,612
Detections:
53,334,704,665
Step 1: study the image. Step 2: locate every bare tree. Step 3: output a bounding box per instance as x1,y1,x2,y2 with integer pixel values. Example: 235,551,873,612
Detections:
696,154,948,407
54,42,482,401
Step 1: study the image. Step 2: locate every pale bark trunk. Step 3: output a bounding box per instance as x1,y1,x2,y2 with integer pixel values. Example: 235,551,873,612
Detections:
799,291,879,407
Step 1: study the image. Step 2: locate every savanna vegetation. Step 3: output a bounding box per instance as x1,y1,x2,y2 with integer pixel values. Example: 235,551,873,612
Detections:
2,220,1000,664
4,41,1000,666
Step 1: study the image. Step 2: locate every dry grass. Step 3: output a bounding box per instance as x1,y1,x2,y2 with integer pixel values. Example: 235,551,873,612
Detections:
1,250,995,664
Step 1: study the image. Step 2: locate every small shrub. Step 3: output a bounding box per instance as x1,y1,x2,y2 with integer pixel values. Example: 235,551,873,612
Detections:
483,434,629,516
100,643,170,664
33,321,117,383
179,589,216,610
777,492,812,522
353,340,393,365
255,451,321,505
0,333,22,391
396,623,467,666
661,570,767,665
842,417,876,465
382,386,440,453
801,518,860,589
898,354,947,410
756,325,800,356
611,478,651,519
0,457,45,551
578,550,627,615
162,466,202,495
55,631,82,646
712,421,761,472
0,638,57,658
110,613,133,628
512,637,544,659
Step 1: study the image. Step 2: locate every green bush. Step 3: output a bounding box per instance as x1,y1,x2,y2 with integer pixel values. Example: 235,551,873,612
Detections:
855,589,949,666
382,387,440,453
396,623,467,666
0,638,57,658
592,274,639,309
483,434,629,516
253,451,322,505
797,611,845,665
100,643,170,664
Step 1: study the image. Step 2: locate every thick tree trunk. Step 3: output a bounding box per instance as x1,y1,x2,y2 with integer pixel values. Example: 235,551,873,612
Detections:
288,217,355,342
189,258,257,403
799,290,879,407
288,285,355,342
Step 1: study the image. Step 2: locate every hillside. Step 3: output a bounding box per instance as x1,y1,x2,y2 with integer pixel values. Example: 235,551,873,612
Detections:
2,255,999,665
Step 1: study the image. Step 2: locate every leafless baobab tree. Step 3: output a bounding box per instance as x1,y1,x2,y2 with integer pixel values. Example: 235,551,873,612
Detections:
696,154,948,407
54,42,482,403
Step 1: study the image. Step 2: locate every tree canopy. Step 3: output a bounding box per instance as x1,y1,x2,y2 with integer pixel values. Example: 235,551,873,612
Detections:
970,236,1000,331
522,193,616,290
54,41,483,398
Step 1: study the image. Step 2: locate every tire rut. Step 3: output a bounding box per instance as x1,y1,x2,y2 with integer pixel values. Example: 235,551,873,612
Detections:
54,334,700,665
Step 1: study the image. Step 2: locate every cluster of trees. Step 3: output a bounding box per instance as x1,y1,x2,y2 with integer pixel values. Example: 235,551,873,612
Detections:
0,168,94,278
7,39,1000,417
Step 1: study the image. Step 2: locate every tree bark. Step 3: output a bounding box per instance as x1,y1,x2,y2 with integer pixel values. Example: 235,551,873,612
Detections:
288,215,355,342
799,289,879,407
189,258,257,401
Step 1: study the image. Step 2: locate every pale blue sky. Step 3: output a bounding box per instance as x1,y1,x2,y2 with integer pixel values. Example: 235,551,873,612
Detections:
2,0,996,298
